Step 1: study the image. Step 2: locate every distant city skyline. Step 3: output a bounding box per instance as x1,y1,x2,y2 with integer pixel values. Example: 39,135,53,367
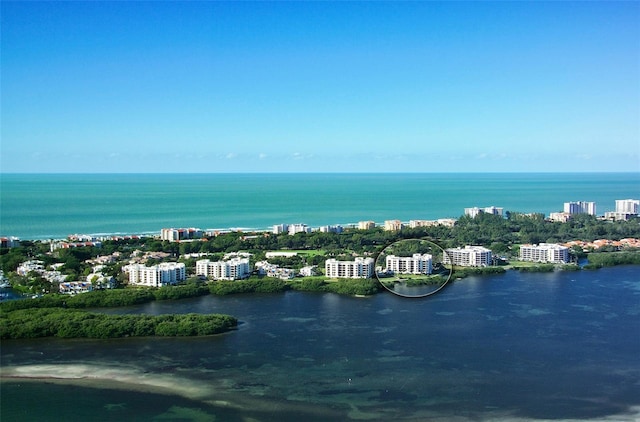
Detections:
2,1,639,173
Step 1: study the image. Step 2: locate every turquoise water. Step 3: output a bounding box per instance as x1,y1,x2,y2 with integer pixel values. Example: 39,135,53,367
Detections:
2,266,639,421
1,173,639,239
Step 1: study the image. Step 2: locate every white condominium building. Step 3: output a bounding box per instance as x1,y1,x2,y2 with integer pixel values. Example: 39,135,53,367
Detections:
325,257,375,279
358,221,376,230
319,225,343,233
288,223,311,235
384,220,403,231
272,224,289,234
519,243,569,263
196,258,250,280
385,254,433,275
549,212,572,223
615,199,639,214
563,201,596,216
464,206,504,218
127,262,186,287
161,228,203,242
443,246,492,267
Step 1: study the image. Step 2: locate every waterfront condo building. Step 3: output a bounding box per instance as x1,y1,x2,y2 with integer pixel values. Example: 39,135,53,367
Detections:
196,258,250,280
161,228,203,242
127,262,186,287
288,223,312,235
319,225,344,234
272,224,289,234
549,212,572,223
358,221,376,230
519,243,569,263
385,254,433,275
384,220,403,231
325,257,375,279
615,199,639,214
443,246,492,267
563,201,596,216
464,206,504,218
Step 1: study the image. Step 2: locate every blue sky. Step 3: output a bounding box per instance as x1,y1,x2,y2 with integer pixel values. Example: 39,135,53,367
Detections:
1,1,638,173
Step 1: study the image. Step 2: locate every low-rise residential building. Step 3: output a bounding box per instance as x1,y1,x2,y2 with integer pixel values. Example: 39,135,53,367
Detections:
125,262,186,287
549,212,572,223
16,260,45,276
325,257,375,279
59,281,93,295
604,211,635,221
519,243,569,263
86,272,116,289
408,219,457,228
266,251,298,258
196,258,250,280
385,254,432,275
443,246,493,267
52,241,102,250
299,265,317,277
358,221,376,230
255,261,295,280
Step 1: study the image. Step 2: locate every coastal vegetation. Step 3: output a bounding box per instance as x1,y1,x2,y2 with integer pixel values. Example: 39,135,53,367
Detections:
0,212,638,301
583,251,640,269
0,308,237,339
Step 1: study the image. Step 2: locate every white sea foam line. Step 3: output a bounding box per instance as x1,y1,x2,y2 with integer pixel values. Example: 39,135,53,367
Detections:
1,364,211,400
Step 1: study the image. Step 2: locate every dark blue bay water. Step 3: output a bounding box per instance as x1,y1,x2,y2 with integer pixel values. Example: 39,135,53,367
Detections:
1,173,639,239
2,266,639,421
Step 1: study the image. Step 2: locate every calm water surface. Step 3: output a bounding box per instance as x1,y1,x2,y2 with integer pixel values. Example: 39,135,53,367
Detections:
2,173,638,239
2,266,639,421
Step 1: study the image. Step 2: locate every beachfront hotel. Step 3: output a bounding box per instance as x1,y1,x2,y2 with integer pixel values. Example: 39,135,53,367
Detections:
325,257,375,279
126,262,186,287
196,257,250,280
519,243,569,263
563,201,596,216
443,246,492,267
385,254,433,275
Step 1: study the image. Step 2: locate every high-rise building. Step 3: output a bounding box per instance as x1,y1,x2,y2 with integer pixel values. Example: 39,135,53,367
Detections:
615,199,639,214
563,201,596,216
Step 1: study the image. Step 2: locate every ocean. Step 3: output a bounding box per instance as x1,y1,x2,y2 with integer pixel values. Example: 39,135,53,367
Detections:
1,172,639,240
2,266,639,421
